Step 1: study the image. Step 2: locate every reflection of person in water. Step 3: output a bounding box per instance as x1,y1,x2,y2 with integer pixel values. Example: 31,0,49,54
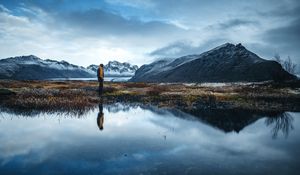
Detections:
97,101,104,131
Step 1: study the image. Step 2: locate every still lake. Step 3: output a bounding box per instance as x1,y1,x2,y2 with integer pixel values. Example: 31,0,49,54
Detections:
0,104,299,175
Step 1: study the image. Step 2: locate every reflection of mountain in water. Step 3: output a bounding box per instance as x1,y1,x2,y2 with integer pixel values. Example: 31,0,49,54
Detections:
182,109,263,133
138,105,294,137
0,103,294,138
109,104,293,136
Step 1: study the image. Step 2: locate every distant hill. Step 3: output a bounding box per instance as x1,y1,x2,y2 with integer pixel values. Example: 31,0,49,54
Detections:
87,61,138,77
0,55,138,80
130,43,296,82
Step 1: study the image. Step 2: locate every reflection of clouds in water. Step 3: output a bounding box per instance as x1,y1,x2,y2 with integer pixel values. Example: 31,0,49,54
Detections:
0,113,97,161
0,107,299,174
103,106,297,162
104,106,153,128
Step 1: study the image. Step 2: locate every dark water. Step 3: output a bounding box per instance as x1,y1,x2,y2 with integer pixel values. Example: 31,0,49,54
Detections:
0,104,299,175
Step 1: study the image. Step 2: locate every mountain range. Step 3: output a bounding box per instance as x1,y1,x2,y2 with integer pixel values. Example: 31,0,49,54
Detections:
87,61,138,77
130,43,296,82
0,55,138,80
0,43,296,82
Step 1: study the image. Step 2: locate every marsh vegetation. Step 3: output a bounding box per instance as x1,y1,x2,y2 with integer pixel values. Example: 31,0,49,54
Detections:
1,80,300,114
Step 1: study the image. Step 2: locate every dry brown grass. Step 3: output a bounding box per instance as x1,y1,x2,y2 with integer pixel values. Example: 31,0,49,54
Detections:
146,85,169,96
0,80,300,113
122,82,150,88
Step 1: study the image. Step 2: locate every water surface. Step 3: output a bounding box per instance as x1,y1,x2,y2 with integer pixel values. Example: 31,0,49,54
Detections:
0,104,299,175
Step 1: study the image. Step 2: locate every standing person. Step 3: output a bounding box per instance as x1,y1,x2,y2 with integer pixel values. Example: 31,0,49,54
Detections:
97,64,104,96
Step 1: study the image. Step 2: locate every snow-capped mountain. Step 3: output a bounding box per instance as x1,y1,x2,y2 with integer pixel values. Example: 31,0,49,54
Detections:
0,55,93,80
87,61,138,77
130,43,296,82
0,55,139,80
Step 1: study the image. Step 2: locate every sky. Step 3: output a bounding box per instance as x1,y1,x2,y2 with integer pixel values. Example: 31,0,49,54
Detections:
0,0,299,67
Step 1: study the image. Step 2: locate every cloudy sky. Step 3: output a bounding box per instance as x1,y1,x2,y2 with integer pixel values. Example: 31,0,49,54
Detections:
0,0,299,67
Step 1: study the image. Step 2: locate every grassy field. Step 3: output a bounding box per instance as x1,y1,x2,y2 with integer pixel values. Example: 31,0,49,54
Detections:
0,80,300,114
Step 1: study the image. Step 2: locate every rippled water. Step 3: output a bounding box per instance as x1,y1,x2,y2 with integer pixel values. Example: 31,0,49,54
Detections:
0,104,299,175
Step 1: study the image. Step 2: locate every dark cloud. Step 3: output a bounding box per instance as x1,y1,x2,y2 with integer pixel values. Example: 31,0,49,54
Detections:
217,19,259,29
205,19,260,31
264,18,300,47
149,41,197,57
0,0,184,38
258,1,300,65
149,38,229,58
255,0,300,18
54,8,184,37
261,17,300,65
259,0,300,45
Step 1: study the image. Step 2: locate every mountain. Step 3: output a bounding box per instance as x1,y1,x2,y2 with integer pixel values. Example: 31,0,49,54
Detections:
0,55,94,80
87,61,138,77
130,43,296,83
0,55,139,80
